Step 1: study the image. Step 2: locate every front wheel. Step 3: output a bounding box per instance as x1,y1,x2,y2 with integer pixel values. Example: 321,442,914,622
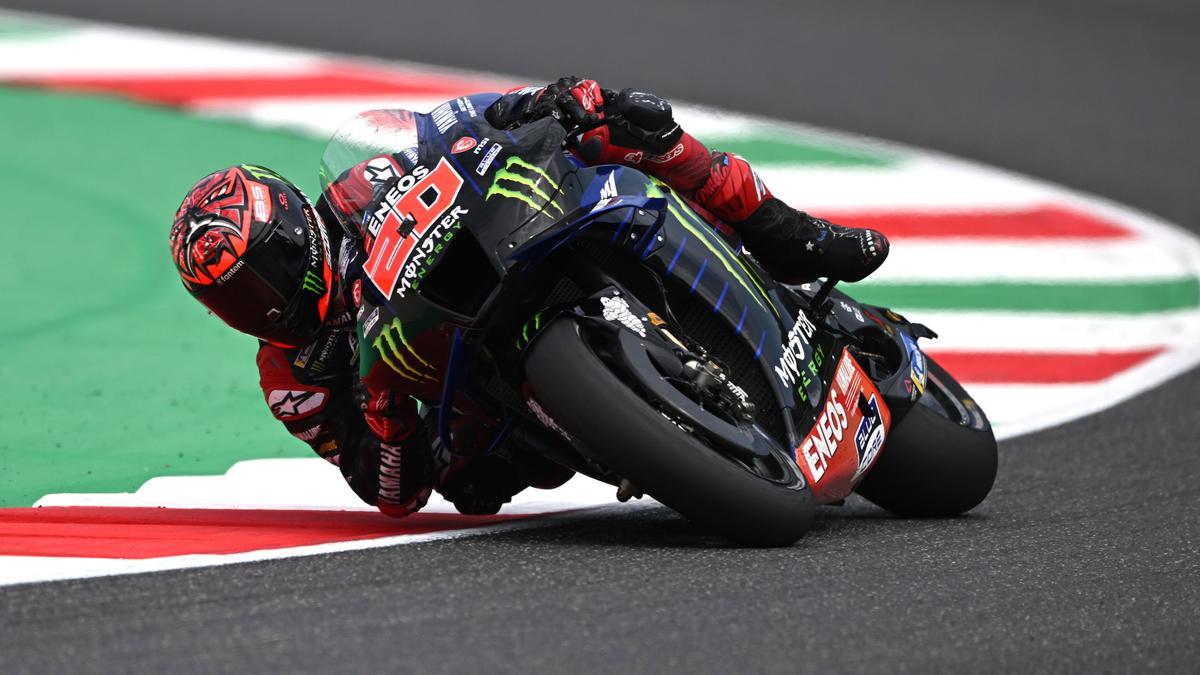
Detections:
854,356,998,516
525,319,815,546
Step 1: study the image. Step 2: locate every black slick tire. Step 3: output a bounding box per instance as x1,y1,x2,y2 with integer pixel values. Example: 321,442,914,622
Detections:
854,356,998,517
525,319,815,546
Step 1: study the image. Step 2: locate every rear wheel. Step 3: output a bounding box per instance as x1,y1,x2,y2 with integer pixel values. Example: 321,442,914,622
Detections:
525,319,815,546
854,356,997,516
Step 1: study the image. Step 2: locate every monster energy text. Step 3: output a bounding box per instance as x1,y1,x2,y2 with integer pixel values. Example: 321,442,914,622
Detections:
395,205,469,299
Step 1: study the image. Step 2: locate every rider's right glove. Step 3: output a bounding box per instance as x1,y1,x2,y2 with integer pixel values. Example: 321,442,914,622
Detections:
537,76,604,132
487,76,603,132
498,77,685,156
578,87,684,160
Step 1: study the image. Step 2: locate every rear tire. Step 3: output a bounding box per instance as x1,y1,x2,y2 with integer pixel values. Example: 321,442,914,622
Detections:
525,319,815,546
854,356,997,516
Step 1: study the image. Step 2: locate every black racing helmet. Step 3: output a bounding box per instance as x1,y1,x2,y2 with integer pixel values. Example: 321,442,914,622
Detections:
170,165,335,347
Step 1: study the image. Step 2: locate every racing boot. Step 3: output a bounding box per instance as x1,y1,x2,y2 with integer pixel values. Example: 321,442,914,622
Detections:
436,455,521,515
433,417,574,515
734,197,890,284
436,453,572,515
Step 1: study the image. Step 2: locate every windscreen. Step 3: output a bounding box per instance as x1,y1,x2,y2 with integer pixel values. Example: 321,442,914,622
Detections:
318,108,422,238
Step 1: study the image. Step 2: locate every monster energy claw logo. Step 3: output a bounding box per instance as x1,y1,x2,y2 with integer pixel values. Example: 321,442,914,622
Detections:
301,270,325,294
372,318,438,383
514,310,546,350
485,157,563,216
240,164,286,182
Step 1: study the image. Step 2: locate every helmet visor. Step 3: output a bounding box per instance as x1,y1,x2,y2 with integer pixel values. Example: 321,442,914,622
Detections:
195,204,331,347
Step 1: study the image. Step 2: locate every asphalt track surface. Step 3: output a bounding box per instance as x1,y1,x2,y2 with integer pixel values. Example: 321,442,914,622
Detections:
2,1,1198,672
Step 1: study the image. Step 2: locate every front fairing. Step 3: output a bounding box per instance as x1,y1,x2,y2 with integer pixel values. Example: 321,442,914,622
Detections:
321,102,624,398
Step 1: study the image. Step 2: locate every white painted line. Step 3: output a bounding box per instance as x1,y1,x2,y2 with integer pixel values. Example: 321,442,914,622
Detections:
968,340,1200,439
762,156,1063,210
35,462,621,513
871,239,1193,282
199,97,452,136
0,502,652,588
905,310,1200,353
0,25,321,76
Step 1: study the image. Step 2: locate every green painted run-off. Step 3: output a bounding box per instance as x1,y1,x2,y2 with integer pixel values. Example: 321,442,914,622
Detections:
846,278,1200,313
0,86,327,507
0,16,71,39
706,133,895,168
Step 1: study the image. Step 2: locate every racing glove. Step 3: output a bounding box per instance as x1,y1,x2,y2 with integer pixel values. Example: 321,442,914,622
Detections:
486,76,599,131
489,77,683,151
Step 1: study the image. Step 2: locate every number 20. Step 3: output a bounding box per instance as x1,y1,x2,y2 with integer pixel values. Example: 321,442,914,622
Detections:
363,157,464,296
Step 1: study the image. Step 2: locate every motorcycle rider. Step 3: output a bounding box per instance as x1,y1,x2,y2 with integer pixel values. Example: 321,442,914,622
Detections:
169,77,890,518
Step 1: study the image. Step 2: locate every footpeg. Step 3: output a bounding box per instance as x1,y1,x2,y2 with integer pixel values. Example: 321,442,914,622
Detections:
616,479,643,502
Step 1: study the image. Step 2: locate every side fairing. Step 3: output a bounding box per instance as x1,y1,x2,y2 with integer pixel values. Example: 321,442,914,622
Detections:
527,164,832,448
640,181,832,446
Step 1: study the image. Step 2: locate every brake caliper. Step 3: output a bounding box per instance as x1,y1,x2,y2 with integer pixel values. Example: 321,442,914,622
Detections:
681,359,756,423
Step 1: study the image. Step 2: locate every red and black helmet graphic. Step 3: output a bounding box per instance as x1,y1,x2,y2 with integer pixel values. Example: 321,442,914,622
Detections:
170,165,335,347
170,166,264,289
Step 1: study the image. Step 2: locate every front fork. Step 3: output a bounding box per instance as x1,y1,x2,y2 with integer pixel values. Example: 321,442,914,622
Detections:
523,282,785,466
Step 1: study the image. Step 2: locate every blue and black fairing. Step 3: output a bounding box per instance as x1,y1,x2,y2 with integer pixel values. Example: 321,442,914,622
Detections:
443,106,840,448
467,144,837,449
576,167,835,448
326,97,840,453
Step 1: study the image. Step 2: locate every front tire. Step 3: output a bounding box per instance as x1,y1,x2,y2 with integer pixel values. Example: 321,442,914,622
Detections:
525,319,815,546
854,356,998,516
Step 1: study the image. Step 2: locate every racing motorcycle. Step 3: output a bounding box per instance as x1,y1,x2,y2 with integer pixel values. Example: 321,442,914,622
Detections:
320,103,997,546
